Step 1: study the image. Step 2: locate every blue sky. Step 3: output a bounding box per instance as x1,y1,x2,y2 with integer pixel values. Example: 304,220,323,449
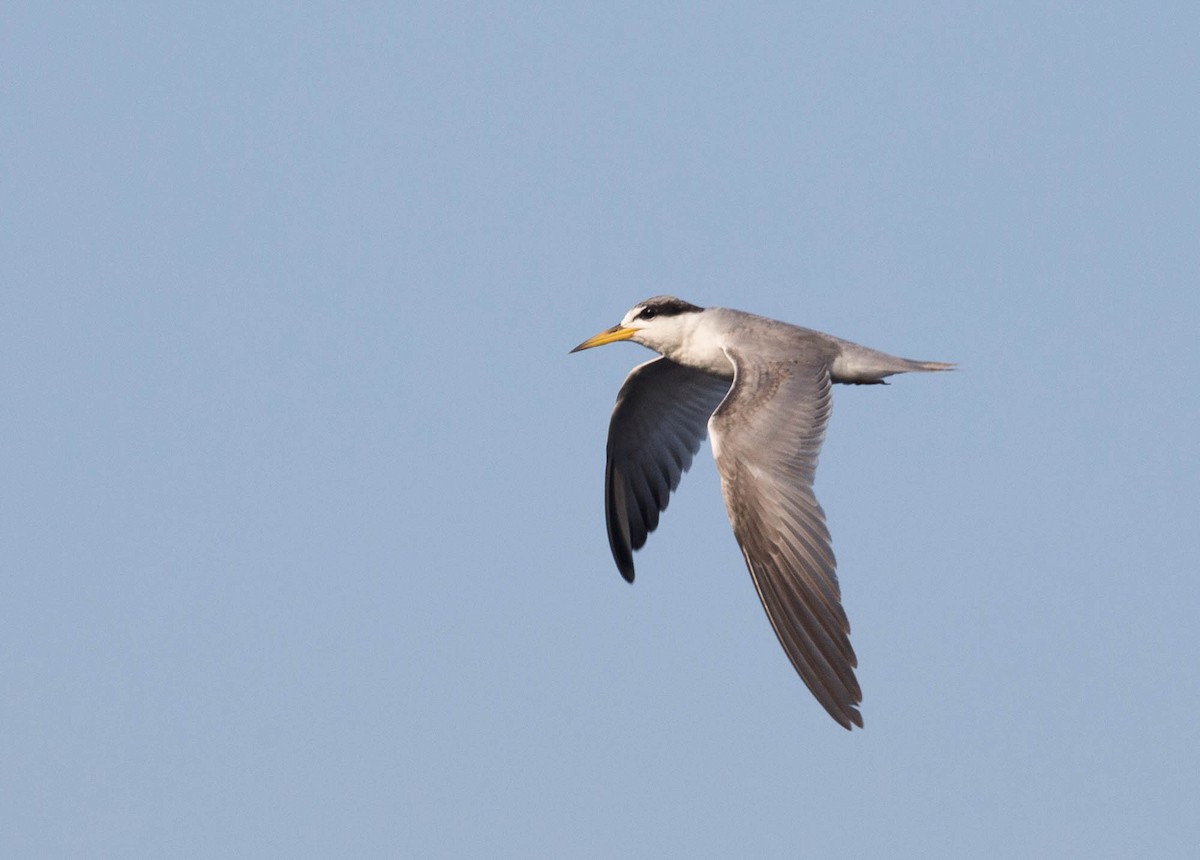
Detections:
3,3,1198,857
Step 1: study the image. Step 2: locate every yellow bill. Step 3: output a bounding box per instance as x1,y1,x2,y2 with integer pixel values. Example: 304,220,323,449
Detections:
570,324,637,353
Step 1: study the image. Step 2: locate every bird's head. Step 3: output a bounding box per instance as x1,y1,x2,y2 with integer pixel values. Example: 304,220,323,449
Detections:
570,296,705,355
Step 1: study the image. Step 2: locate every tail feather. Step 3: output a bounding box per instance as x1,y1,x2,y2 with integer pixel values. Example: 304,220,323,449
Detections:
908,359,956,373
831,341,956,384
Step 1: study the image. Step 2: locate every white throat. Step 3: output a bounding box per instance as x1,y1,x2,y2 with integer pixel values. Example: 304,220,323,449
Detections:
637,311,733,377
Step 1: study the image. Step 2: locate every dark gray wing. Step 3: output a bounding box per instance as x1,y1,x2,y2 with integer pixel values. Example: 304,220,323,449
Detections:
605,357,731,582
709,348,863,729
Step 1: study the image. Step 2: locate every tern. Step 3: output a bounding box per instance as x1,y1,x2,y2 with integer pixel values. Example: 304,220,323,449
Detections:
572,296,953,729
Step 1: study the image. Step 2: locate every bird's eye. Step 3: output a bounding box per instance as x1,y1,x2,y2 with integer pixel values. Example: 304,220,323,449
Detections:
638,308,657,320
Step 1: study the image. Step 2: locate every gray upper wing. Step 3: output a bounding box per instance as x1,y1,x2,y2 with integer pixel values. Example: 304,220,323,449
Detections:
605,357,731,582
709,348,863,729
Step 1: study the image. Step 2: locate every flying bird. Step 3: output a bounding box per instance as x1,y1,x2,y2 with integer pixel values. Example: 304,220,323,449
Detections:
572,296,953,729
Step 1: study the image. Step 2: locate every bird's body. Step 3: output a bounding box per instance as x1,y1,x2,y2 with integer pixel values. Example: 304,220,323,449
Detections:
572,296,953,729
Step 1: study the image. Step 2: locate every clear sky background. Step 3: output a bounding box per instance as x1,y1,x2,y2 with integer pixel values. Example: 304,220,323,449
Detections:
3,3,1198,857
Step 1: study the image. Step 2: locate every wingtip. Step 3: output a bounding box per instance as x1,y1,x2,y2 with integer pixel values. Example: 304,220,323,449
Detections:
833,707,865,730
609,539,637,583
